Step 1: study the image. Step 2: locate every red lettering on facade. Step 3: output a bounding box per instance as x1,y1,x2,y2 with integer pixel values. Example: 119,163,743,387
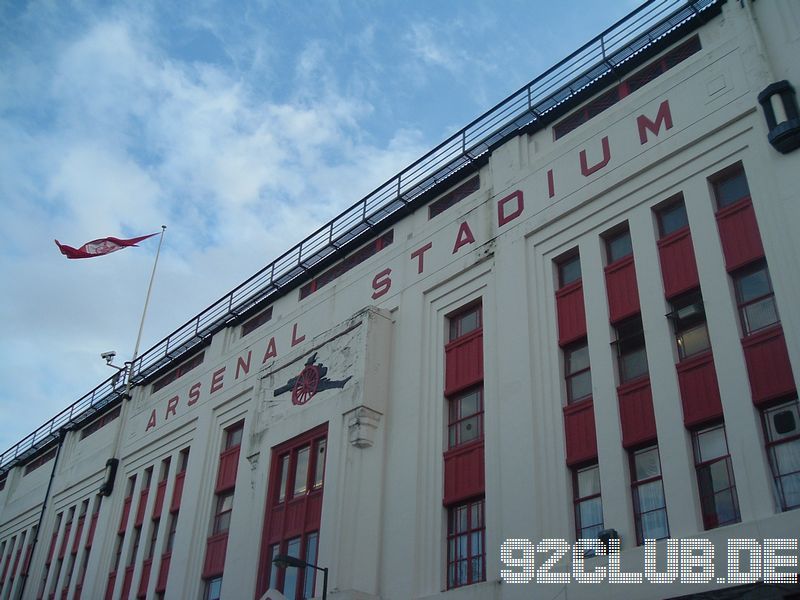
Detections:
411,243,433,274
165,396,179,419
291,323,305,347
579,136,611,176
497,190,524,227
146,410,157,432
262,337,277,363
547,169,555,198
637,99,673,144
210,367,226,393
371,268,392,299
236,351,251,380
452,222,476,254
188,382,201,406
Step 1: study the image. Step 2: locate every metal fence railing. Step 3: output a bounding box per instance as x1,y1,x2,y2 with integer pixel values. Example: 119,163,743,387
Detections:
0,0,723,475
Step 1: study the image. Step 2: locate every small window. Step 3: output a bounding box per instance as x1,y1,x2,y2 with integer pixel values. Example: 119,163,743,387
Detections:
557,252,582,288
733,261,779,335
448,387,484,448
212,492,234,534
293,446,310,497
447,497,485,589
656,198,689,238
668,290,710,360
429,175,480,219
152,352,205,393
241,307,273,337
312,439,326,489
178,448,190,473
449,303,482,342
630,445,669,544
147,518,160,559
762,399,800,511
276,454,289,503
614,317,648,383
692,423,740,529
224,422,244,451
204,576,223,600
165,513,178,553
605,228,633,264
712,165,750,210
573,463,604,540
564,341,592,403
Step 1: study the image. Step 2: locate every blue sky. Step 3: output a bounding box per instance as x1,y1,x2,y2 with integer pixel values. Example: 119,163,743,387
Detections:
0,0,639,452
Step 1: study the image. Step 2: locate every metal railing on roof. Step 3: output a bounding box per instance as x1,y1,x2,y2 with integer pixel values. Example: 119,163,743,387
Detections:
0,0,722,474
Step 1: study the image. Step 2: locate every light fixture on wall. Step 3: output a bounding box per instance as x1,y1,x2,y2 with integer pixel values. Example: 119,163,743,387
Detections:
758,80,800,154
99,457,119,496
272,554,328,599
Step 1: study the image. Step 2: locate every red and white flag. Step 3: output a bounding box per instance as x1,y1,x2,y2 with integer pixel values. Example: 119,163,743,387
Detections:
54,233,159,259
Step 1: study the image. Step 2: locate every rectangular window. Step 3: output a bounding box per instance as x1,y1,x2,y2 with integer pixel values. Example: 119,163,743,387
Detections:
564,340,592,403
312,439,326,490
557,252,581,288
80,405,122,439
23,447,57,475
447,498,485,589
241,306,273,337
165,513,178,554
762,398,800,511
668,290,711,360
224,422,244,451
449,304,482,342
630,446,669,544
429,175,480,219
448,387,483,448
152,352,205,393
212,492,234,535
605,228,633,264
205,576,222,600
713,164,750,210
293,447,310,498
733,261,779,335
656,198,689,238
692,424,740,529
573,464,604,540
614,317,648,382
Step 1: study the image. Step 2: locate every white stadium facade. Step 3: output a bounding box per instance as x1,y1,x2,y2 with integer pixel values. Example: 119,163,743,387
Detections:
2,0,800,598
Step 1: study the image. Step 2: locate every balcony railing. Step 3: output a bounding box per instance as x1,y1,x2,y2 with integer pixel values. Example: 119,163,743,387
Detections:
0,0,723,474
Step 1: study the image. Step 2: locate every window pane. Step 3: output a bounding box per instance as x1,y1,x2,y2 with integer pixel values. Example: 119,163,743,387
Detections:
205,577,222,600
566,345,590,374
293,447,310,497
637,480,667,512
677,322,710,359
559,255,581,286
278,455,289,502
313,440,326,489
577,465,601,497
607,230,632,263
743,297,779,332
736,268,771,303
695,426,728,463
578,497,603,529
764,402,800,442
634,447,661,481
268,544,279,590
283,538,302,598
458,390,480,418
303,533,318,599
640,509,669,540
715,170,749,208
658,202,688,237
777,473,800,509
458,416,480,444
772,441,800,475
226,425,243,449
568,370,592,402
621,347,648,381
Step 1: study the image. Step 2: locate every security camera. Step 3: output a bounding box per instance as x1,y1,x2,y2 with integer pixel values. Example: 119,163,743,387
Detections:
101,351,117,363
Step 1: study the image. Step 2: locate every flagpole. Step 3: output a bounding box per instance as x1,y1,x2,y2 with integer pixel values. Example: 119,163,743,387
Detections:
101,225,167,497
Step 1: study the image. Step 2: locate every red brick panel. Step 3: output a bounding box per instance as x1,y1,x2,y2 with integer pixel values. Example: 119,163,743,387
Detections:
676,351,724,427
443,441,485,505
563,399,598,465
137,558,152,598
135,488,150,527
556,281,587,346
155,553,171,594
605,256,641,323
119,497,132,533
215,447,241,494
617,377,657,448
153,480,167,520
716,198,764,271
445,331,484,396
202,533,229,579
743,326,796,406
121,566,134,599
170,473,185,513
657,228,699,299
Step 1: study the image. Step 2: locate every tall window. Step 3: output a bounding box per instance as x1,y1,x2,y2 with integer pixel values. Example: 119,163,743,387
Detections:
614,317,648,382
733,261,779,335
712,164,750,210
448,387,483,448
656,198,689,238
573,463,604,539
449,304,481,341
762,398,800,511
259,426,327,600
692,424,740,528
564,341,592,403
605,227,633,264
447,498,485,589
668,290,711,359
630,445,669,544
212,492,234,534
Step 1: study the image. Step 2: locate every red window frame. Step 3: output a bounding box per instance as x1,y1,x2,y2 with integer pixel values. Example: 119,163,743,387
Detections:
691,423,740,529
573,463,603,540
557,252,582,288
447,387,484,448
629,445,669,545
732,261,780,335
761,398,800,511
449,303,482,342
446,497,485,589
564,340,592,403
711,163,750,210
